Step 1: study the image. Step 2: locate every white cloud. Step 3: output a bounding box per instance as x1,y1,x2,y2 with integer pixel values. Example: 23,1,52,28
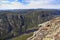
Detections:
26,0,60,9
0,0,60,10
0,2,26,9
24,0,60,9
1,1,10,3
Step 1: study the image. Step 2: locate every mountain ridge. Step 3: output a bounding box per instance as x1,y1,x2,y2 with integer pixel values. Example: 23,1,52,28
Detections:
0,9,60,40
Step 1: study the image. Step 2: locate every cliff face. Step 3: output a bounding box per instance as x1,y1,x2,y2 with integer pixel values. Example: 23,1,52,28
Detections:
0,13,53,40
0,14,26,39
27,17,60,40
0,9,59,40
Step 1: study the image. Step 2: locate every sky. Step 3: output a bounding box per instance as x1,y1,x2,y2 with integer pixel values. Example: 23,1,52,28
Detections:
0,0,60,10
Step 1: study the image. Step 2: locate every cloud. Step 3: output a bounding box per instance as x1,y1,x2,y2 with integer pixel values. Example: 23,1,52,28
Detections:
0,2,26,9
0,0,60,10
0,0,8,4
23,0,60,9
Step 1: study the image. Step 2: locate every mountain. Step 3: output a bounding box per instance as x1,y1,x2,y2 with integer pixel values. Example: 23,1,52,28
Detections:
0,9,60,40
27,17,60,40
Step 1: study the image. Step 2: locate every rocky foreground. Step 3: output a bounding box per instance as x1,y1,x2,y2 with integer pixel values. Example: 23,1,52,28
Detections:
27,17,60,40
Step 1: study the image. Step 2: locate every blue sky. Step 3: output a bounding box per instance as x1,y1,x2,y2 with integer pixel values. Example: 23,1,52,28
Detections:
18,0,29,4
0,0,60,10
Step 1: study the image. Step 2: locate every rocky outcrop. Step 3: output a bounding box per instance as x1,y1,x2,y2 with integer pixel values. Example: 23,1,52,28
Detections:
27,17,60,40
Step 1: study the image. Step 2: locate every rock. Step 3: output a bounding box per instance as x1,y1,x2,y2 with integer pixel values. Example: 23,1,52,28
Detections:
27,17,60,40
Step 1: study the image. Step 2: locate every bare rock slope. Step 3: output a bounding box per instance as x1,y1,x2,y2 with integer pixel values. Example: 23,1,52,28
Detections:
27,17,60,40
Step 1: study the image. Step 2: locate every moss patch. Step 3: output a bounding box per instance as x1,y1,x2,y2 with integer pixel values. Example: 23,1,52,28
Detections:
12,32,33,40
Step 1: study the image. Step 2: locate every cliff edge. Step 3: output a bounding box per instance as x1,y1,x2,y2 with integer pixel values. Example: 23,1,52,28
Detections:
27,17,60,40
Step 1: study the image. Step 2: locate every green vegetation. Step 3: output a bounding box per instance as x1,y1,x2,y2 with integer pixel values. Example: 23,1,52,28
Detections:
12,32,33,40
